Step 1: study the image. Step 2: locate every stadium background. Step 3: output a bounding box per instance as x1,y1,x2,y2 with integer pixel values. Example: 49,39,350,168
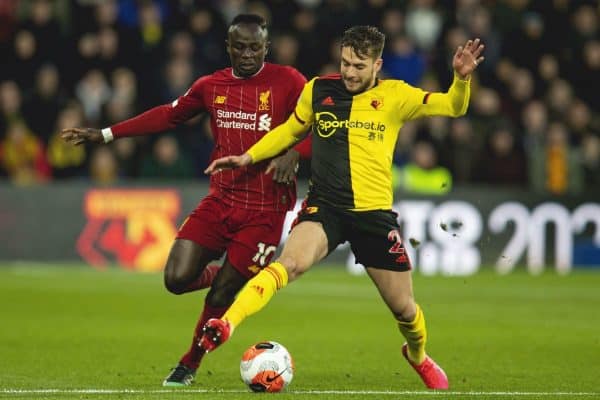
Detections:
1,1,600,398
0,0,598,273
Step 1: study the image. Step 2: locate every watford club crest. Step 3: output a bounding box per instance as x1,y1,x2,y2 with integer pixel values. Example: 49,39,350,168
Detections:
77,189,181,271
370,98,383,110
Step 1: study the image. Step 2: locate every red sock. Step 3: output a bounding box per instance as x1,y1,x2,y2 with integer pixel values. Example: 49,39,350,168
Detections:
179,301,228,370
181,264,220,293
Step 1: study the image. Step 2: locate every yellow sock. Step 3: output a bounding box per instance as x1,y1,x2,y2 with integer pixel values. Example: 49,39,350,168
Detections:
397,304,427,365
222,262,288,329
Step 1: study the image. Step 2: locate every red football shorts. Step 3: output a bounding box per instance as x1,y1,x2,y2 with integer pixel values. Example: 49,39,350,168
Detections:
176,196,286,278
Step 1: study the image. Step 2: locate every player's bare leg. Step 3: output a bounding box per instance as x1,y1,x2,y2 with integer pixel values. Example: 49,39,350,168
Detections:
162,239,223,387
199,222,329,352
166,262,249,387
163,239,221,295
366,268,449,390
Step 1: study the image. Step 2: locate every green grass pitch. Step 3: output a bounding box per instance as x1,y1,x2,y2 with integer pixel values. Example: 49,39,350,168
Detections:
0,263,599,400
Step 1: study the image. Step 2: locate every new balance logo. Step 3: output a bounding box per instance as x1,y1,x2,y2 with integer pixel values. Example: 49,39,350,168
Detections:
321,96,335,106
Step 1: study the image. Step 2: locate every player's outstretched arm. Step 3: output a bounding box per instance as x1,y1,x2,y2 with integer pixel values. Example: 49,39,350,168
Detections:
61,128,104,146
453,38,485,79
205,154,253,175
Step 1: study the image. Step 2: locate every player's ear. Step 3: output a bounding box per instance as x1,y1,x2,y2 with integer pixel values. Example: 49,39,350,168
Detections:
374,58,383,73
265,41,271,55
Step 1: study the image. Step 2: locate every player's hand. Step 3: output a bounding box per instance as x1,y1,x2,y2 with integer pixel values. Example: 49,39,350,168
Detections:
453,38,485,79
61,127,104,145
204,153,253,175
266,149,300,184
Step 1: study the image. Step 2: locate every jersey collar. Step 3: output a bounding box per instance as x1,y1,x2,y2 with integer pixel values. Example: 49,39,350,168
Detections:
231,63,265,79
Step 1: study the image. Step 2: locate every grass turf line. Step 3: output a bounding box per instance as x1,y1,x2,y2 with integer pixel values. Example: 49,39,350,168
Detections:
0,264,599,400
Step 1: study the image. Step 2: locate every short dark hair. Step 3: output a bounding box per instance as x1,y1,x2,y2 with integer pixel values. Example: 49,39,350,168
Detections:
230,14,267,31
341,26,385,59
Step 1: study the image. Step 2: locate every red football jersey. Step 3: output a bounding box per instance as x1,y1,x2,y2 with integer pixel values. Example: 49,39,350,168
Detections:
110,63,307,212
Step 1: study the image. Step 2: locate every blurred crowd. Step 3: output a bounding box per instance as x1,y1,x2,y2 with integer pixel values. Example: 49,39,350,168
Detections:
0,0,598,195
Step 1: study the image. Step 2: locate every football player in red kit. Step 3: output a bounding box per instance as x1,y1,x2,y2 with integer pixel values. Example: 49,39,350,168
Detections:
62,14,310,386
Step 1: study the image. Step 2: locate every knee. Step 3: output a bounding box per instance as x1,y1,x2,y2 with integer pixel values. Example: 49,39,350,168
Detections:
277,256,305,282
163,263,190,295
392,296,417,322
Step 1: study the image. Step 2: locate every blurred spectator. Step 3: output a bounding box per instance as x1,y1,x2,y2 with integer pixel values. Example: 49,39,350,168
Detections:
140,135,193,180
0,1,597,193
528,121,583,195
0,0,19,45
572,40,600,112
440,118,479,184
522,100,549,149
382,35,426,85
567,100,593,142
271,33,300,67
474,123,527,186
23,63,66,143
315,0,357,44
470,86,505,136
161,57,193,103
459,5,501,77
19,0,63,63
75,69,111,124
105,67,138,124
97,27,123,76
537,53,560,92
581,134,600,188
405,0,442,52
0,80,26,131
502,12,549,72
0,121,50,185
7,30,41,90
46,105,86,179
89,146,118,185
113,137,140,178
381,7,404,37
504,68,536,121
546,79,574,120
188,7,227,74
290,7,322,76
394,138,452,195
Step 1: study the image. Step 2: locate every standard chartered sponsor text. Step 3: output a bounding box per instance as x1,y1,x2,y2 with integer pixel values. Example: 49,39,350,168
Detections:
216,109,258,130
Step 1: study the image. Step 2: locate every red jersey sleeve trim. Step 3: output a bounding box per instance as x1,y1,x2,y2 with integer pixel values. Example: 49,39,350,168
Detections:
320,73,342,80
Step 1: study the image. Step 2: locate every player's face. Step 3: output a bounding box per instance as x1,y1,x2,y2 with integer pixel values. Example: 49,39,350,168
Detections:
226,23,269,78
340,46,382,94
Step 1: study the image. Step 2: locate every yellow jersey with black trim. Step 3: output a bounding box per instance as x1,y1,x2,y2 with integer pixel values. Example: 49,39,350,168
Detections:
292,73,470,211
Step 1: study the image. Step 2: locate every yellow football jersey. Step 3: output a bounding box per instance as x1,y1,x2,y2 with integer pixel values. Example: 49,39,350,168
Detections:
248,73,471,211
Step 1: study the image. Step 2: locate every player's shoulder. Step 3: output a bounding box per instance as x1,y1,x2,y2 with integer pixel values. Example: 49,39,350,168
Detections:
312,74,343,90
378,78,415,93
204,67,234,83
382,78,415,89
188,69,229,90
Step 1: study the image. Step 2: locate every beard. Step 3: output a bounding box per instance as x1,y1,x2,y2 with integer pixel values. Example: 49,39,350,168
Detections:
342,73,375,94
